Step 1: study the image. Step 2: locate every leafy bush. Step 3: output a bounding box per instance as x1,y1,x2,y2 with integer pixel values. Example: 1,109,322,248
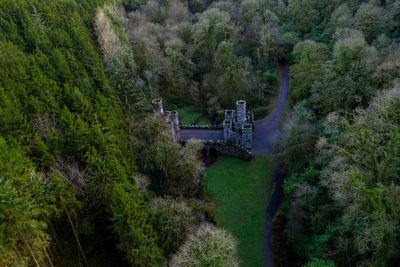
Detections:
111,183,166,266
283,104,317,173
132,116,204,196
149,197,197,256
170,224,239,267
253,106,269,119
123,0,143,12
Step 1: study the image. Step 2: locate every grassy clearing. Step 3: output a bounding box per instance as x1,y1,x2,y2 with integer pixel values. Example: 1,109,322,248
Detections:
197,117,212,126
176,105,203,125
204,155,274,266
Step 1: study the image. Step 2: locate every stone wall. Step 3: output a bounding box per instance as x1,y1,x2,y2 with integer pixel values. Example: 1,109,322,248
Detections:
181,140,253,161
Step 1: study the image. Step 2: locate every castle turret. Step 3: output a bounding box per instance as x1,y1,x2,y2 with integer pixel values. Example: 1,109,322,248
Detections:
163,111,171,123
151,98,181,142
224,110,234,121
167,121,177,141
170,110,180,140
242,123,252,149
223,119,233,141
152,98,164,115
236,100,246,122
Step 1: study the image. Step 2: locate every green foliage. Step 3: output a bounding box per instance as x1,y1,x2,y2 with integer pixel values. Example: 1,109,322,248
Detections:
196,118,212,126
149,197,197,257
193,8,235,72
312,31,379,114
283,87,400,265
187,0,214,14
170,224,239,267
283,103,317,173
0,137,77,266
111,183,166,266
176,105,204,125
304,257,335,267
355,1,395,43
291,40,327,102
0,1,166,265
283,163,320,210
132,116,203,196
123,0,144,12
287,0,321,33
216,42,246,105
253,106,269,120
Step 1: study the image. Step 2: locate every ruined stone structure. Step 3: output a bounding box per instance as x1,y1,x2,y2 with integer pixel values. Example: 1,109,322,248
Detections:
223,100,254,149
151,98,180,141
152,98,254,150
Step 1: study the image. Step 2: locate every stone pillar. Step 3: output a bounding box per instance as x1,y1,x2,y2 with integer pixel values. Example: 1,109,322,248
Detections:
236,100,246,122
152,98,164,115
170,110,180,140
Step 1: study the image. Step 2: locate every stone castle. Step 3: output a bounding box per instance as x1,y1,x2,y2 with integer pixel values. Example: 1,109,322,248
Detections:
151,98,180,142
223,100,254,149
151,98,254,149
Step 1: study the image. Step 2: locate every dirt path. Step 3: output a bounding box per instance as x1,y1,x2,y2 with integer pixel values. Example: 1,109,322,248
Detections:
254,67,289,267
251,67,289,155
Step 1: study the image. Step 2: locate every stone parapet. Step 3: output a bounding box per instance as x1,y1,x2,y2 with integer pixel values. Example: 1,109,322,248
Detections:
180,125,223,130
198,140,254,161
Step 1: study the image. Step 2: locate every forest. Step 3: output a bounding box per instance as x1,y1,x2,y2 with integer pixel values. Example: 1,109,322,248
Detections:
0,0,399,266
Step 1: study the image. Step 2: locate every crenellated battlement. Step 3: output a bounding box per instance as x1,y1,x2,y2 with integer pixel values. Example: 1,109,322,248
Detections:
151,98,254,149
223,100,254,149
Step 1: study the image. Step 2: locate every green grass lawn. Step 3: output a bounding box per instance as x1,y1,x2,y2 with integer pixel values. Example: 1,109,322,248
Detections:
176,105,203,125
204,155,274,267
197,117,212,126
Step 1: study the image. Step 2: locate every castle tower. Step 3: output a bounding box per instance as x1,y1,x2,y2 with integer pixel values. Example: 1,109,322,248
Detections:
170,110,180,140
236,100,246,122
163,111,171,123
166,121,177,141
242,123,252,149
224,110,234,121
152,98,164,115
223,119,233,141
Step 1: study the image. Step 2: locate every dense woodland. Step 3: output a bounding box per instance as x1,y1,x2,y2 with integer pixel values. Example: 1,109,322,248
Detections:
277,1,400,266
0,0,399,266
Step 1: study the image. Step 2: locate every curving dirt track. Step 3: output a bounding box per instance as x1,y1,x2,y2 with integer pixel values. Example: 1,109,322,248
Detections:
252,67,289,155
255,67,289,267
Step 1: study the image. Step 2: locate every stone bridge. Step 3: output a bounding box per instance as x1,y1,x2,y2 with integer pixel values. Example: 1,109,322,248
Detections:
179,127,253,160
179,68,289,158
152,68,289,159
180,128,223,141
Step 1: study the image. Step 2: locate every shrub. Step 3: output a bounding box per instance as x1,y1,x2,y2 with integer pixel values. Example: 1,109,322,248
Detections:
132,116,204,196
123,0,143,12
253,106,269,119
149,197,197,256
249,95,269,107
170,224,239,267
